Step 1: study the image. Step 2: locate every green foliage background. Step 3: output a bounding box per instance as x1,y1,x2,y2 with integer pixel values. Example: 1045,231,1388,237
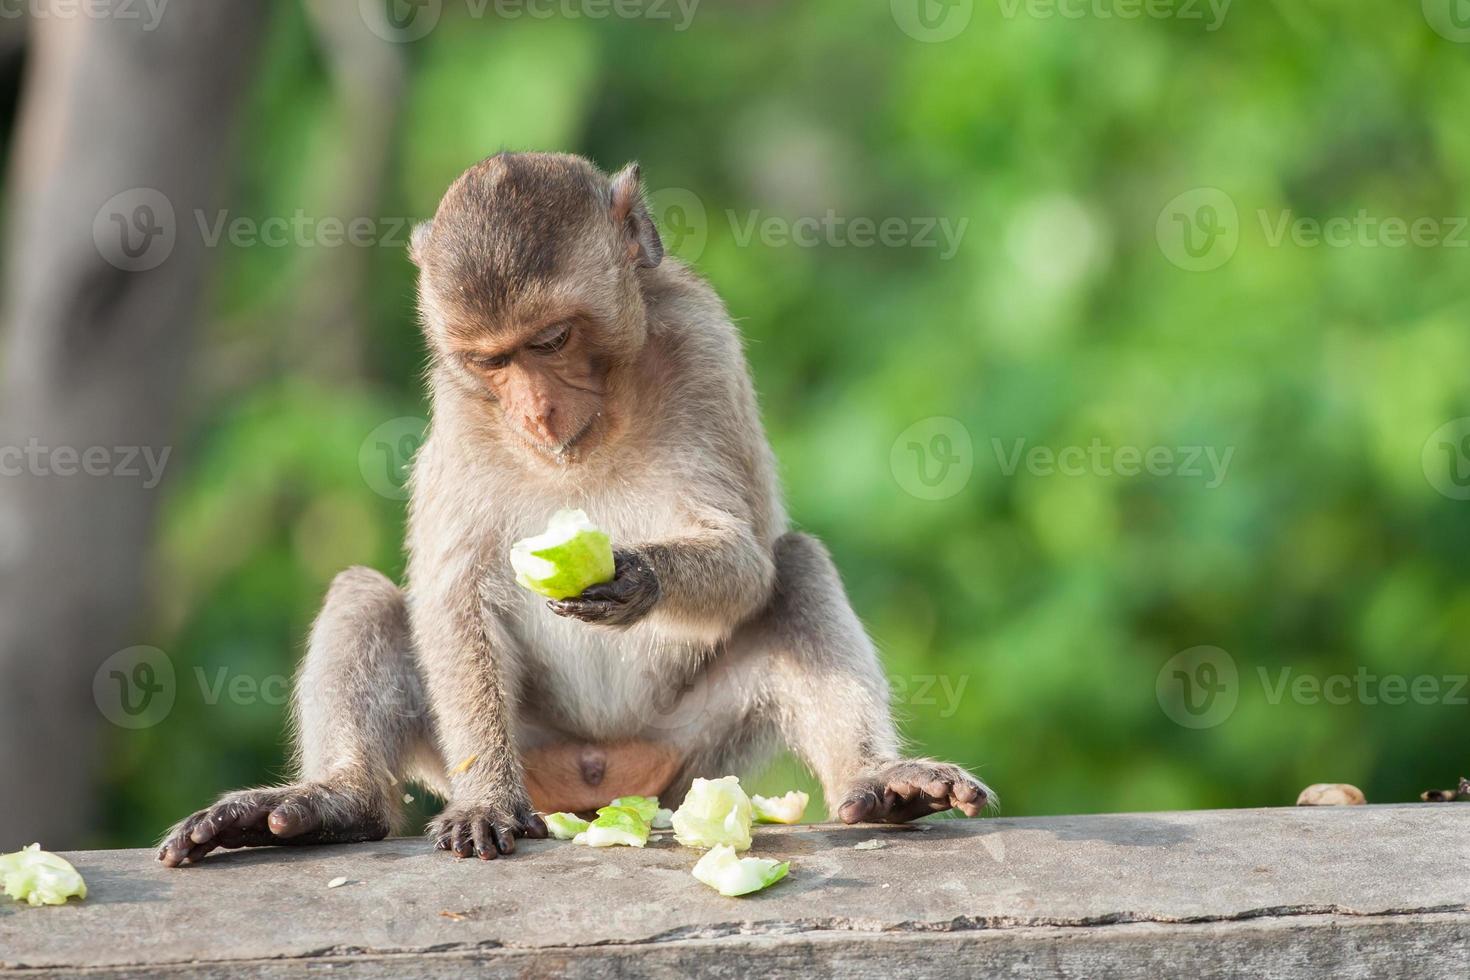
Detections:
99,1,1470,845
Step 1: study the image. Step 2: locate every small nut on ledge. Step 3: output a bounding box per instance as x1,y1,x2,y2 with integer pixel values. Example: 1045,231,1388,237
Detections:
1296,783,1366,806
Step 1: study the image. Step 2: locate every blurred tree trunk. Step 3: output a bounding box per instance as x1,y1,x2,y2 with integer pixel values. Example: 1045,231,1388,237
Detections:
0,3,268,848
296,0,407,381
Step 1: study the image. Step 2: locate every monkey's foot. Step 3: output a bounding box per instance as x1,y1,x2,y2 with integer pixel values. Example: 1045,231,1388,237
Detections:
429,797,548,861
157,783,389,867
837,760,991,824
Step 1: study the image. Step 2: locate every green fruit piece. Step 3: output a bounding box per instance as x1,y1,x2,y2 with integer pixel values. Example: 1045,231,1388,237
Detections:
0,844,87,906
511,509,615,600
752,790,809,824
609,795,660,823
671,775,753,852
573,805,651,848
544,812,591,840
691,844,790,897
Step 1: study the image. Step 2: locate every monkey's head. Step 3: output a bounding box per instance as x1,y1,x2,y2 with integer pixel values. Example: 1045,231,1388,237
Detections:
410,152,665,464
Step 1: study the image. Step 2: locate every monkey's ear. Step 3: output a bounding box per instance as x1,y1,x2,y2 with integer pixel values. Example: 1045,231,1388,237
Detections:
609,163,664,270
409,220,433,268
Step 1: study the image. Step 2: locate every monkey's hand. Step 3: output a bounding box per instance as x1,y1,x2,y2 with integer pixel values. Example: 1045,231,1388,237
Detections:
547,548,661,627
837,760,991,823
429,794,548,860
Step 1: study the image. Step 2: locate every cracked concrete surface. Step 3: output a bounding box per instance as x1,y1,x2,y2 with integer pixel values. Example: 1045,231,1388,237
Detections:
2,805,1467,977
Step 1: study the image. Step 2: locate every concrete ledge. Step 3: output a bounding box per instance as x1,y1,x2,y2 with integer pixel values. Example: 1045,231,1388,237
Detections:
3,805,1467,978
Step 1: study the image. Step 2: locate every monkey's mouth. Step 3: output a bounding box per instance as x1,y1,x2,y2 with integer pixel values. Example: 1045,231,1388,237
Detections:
525,414,600,462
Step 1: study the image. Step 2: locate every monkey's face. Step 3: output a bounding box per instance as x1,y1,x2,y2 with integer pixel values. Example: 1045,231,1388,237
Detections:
454,316,611,462
410,153,666,467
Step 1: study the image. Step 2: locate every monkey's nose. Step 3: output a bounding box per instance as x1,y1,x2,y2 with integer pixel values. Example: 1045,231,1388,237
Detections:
524,406,559,445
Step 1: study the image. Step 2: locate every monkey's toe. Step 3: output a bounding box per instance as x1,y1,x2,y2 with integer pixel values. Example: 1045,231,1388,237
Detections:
838,760,992,824
158,783,385,867
267,800,324,838
429,799,542,862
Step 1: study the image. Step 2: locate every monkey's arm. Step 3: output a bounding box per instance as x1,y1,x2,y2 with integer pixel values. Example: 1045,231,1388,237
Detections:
410,548,544,856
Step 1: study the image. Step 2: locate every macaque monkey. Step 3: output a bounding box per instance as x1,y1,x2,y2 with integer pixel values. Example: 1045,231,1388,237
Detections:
159,153,990,866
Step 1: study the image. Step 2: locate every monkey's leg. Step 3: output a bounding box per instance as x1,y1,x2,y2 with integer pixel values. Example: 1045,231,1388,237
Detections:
663,533,991,822
158,568,439,866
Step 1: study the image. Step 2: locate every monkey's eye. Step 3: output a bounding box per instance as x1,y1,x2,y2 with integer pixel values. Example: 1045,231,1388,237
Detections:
469,353,512,371
527,325,571,355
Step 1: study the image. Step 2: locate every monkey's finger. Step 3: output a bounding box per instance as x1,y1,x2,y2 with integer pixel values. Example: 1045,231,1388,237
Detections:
188,813,220,845
547,598,616,623
472,818,497,860
492,825,517,855
157,836,189,867
160,814,209,865
888,781,919,801
451,823,474,858
523,813,549,839
954,798,984,818
838,791,880,824
952,780,982,804
160,835,201,867
184,839,219,864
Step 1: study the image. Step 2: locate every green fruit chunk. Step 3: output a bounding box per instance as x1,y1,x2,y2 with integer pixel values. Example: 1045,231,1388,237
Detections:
511,509,615,600
752,790,810,824
544,812,591,840
691,844,790,897
573,805,650,848
610,795,660,823
671,775,754,852
0,844,87,906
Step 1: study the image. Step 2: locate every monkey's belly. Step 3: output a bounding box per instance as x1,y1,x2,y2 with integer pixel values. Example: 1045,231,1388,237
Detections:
521,740,682,815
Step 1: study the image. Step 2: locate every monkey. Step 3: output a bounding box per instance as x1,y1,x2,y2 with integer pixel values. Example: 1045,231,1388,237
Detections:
158,152,990,866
